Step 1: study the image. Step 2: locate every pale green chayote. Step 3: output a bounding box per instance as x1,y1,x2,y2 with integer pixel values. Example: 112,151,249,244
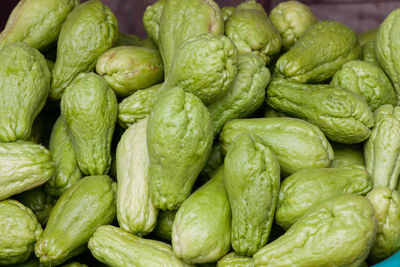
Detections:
222,6,235,21
362,41,379,65
217,252,253,267
142,0,166,47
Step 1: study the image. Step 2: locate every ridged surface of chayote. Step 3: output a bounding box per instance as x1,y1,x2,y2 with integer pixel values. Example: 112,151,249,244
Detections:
224,134,280,256
61,73,117,176
172,167,231,264
0,200,42,265
275,20,361,83
331,60,396,111
267,78,374,144
367,187,400,264
375,9,400,103
208,54,270,136
199,142,224,184
222,6,235,21
254,194,377,267
269,0,317,51
167,34,237,104
89,225,192,267
0,42,50,142
217,252,253,267
35,175,116,266
96,46,164,97
50,0,118,100
116,118,158,236
0,141,53,201
362,41,379,65
276,165,372,230
365,105,400,189
143,0,166,47
46,116,82,197
220,117,333,176
0,0,79,51
159,0,224,74
147,87,213,210
225,0,281,64
153,210,176,241
331,142,365,167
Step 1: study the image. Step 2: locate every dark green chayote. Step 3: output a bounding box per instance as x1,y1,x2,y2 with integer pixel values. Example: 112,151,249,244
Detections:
199,142,224,184
153,210,176,241
116,32,156,49
362,41,379,65
263,106,286,118
331,142,365,167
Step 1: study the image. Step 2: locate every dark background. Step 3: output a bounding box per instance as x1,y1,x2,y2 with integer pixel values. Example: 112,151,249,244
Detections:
1,0,399,38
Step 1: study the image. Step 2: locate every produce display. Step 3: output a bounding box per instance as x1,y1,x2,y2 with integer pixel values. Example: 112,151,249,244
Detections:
0,0,400,266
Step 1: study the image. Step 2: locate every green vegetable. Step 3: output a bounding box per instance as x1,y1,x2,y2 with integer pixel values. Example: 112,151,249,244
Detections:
331,143,365,167
358,27,378,44
362,41,379,65
263,106,286,118
221,6,235,21
153,210,176,241
199,142,224,184
217,252,253,267
143,0,166,47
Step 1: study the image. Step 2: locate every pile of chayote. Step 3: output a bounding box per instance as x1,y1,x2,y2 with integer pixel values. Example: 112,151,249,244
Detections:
0,0,400,266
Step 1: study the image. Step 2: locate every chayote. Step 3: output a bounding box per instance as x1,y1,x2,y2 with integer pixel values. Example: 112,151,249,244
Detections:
222,6,235,21
367,187,400,264
0,200,42,265
0,42,50,142
35,175,116,266
224,134,280,256
96,46,164,97
225,0,281,64
147,87,213,210
143,0,166,47
220,117,333,176
254,194,377,267
116,118,158,236
267,78,374,144
269,0,317,51
331,60,396,111
362,41,379,65
276,165,372,230
375,8,400,102
153,210,176,241
275,20,361,83
61,73,118,176
217,252,253,267
208,54,270,137
263,106,287,118
50,0,118,100
46,116,82,197
359,27,378,44
365,105,400,189
89,225,192,267
0,141,53,201
116,32,156,49
331,142,365,167
172,167,231,264
0,0,79,51
199,142,224,184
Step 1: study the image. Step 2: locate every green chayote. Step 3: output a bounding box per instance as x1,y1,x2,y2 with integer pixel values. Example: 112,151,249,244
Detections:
199,142,224,184
222,6,235,21
331,142,365,167
61,73,117,176
116,32,156,49
50,0,118,100
362,41,379,65
359,27,378,44
153,210,176,241
143,0,166,47
217,252,253,267
263,106,287,118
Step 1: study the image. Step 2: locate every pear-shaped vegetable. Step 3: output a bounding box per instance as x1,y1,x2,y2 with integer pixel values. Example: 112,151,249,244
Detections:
153,210,176,241
331,142,365,167
143,0,166,47
217,252,253,267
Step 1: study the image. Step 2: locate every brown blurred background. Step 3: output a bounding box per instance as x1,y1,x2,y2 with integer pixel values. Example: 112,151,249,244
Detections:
1,0,399,38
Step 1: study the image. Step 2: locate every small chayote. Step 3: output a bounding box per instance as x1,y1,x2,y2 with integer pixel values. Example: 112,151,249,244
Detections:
153,210,176,241
331,60,396,111
0,42,50,142
362,41,379,65
61,73,118,176
0,0,79,51
217,252,253,267
254,194,377,267
143,0,167,47
96,46,164,97
222,6,235,21
331,142,365,167
147,87,213,210
51,0,118,100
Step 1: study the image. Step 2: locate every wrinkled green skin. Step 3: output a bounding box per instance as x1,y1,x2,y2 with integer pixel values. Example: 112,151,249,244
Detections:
331,142,365,167
376,9,400,104
359,27,378,44
267,78,374,144
147,87,213,210
153,210,176,241
276,20,361,83
225,0,281,64
46,116,82,197
362,41,379,65
254,194,377,267
89,225,192,267
276,165,372,230
167,34,238,105
118,83,162,128
0,200,42,265
0,141,53,201
199,142,224,184
143,0,166,47
96,46,164,97
61,73,118,176
0,42,50,142
367,187,400,264
365,105,400,189
0,0,79,51
159,0,224,74
222,6,235,21
116,118,158,236
269,0,317,51
208,54,270,137
35,175,116,266
15,186,55,226
224,134,280,256
172,167,231,264
331,60,396,111
116,32,156,49
220,117,333,176
217,252,253,267
51,0,118,100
